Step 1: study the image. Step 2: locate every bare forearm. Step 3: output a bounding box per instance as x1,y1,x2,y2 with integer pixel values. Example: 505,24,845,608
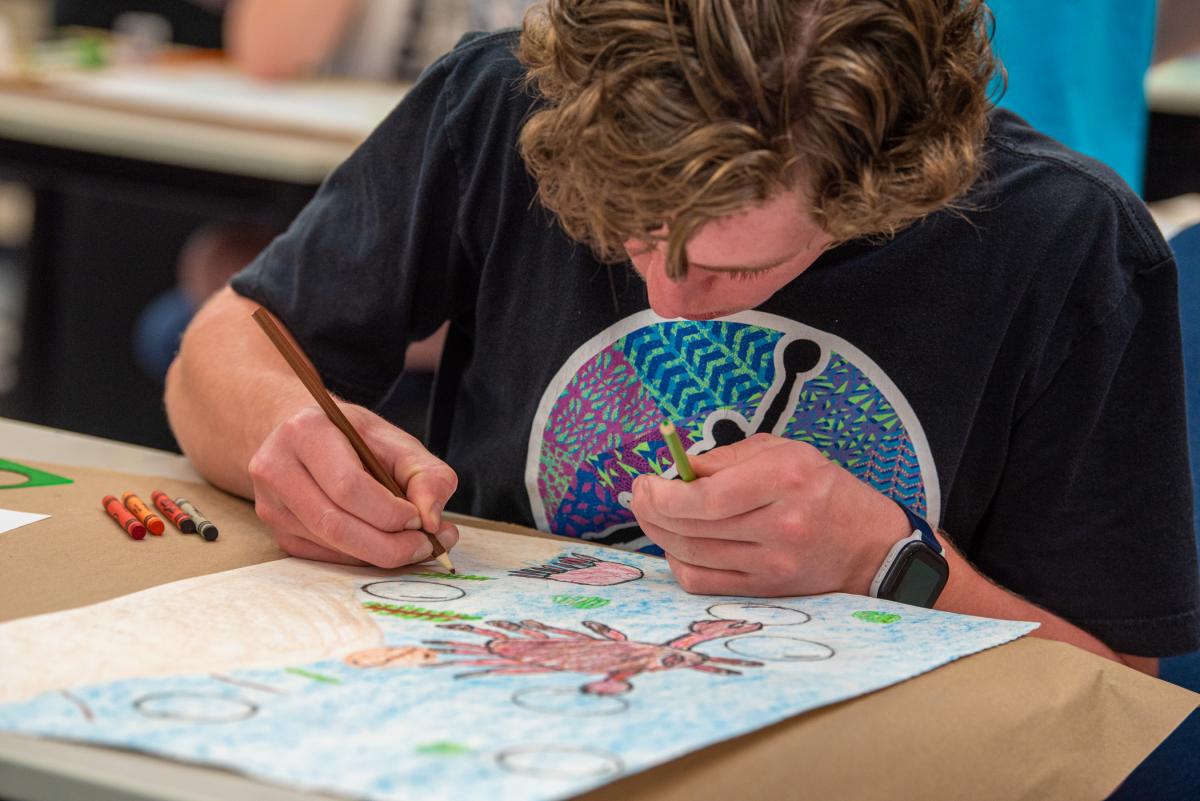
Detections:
165,288,313,498
935,535,1158,675
1154,0,1200,64
224,0,358,79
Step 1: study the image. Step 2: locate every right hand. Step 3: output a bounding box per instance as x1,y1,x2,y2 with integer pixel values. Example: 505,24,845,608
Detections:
248,405,459,567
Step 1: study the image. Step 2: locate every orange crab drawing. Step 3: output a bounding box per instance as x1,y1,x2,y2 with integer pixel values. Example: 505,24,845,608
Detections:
424,618,764,695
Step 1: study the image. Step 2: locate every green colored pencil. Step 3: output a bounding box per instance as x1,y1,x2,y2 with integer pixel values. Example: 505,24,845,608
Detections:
660,420,697,482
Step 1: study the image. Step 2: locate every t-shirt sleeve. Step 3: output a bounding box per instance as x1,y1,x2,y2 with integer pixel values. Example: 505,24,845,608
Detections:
974,255,1200,656
230,55,477,406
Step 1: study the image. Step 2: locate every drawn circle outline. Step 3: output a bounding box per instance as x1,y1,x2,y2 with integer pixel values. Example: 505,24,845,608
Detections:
495,745,624,780
706,603,811,626
724,635,835,662
511,687,631,717
134,692,258,723
361,580,466,603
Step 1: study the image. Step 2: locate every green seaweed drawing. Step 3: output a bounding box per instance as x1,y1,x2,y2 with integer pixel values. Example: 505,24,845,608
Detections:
415,741,473,756
361,602,482,623
852,611,902,625
285,668,342,684
551,595,612,610
413,572,493,581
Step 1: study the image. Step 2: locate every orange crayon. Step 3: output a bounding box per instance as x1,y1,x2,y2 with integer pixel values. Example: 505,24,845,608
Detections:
103,495,146,540
122,492,165,535
151,490,196,533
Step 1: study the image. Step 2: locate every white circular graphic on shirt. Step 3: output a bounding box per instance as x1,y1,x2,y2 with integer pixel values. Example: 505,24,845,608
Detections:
525,310,939,552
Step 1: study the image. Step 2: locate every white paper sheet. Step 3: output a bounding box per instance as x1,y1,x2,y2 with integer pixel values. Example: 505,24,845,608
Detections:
0,508,48,535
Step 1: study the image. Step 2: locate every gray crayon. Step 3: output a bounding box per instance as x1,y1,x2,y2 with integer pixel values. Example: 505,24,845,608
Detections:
176,498,219,541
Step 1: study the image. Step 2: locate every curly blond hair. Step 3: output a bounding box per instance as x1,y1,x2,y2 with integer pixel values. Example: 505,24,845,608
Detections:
518,0,997,277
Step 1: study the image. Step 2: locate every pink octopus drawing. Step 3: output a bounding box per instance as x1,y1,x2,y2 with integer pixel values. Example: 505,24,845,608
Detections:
425,618,763,695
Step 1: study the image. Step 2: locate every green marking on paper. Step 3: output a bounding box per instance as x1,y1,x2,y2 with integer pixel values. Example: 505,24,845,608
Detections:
285,668,342,684
0,459,74,490
361,602,481,623
413,571,493,581
415,741,472,756
552,595,611,610
853,611,902,625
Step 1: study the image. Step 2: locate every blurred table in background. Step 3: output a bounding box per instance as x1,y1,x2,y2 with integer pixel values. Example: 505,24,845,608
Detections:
0,60,406,450
1146,56,1200,202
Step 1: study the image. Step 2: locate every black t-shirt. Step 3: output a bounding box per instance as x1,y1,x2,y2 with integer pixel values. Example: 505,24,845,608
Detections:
231,31,1200,656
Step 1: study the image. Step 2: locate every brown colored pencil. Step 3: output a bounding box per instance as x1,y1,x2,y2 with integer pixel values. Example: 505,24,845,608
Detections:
251,306,455,573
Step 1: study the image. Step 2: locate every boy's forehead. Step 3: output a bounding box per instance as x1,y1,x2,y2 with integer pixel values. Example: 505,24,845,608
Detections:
685,191,822,267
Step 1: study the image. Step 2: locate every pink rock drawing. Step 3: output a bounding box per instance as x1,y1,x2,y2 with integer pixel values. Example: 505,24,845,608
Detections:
509,553,644,586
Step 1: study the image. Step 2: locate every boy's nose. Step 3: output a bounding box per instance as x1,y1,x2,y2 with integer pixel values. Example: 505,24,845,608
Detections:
646,265,710,319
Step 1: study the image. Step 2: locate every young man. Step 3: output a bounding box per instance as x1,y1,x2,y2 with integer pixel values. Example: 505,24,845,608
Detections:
166,0,1200,673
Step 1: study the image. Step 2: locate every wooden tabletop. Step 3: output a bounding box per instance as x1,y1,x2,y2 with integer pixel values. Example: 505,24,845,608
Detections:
0,65,407,182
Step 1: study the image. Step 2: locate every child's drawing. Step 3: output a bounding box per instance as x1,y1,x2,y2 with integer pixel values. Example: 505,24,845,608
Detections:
362,579,467,602
509,552,644,585
427,618,764,695
723,635,835,662
58,691,94,722
0,529,1039,801
510,686,631,717
706,602,812,626
0,558,393,703
495,745,624,780
344,646,440,669
361,601,481,622
134,691,258,723
551,594,611,609
414,571,494,581
211,674,287,695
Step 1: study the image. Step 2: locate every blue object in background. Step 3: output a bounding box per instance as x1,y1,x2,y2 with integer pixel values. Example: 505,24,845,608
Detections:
132,288,194,382
1111,223,1200,800
987,0,1157,193
1174,222,1200,553
1162,221,1200,694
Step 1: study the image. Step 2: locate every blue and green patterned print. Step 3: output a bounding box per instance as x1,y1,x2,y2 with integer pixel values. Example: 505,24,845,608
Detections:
537,320,926,548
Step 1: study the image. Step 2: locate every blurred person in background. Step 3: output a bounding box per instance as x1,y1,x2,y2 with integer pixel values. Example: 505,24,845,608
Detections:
52,0,224,47
134,0,537,440
988,0,1200,195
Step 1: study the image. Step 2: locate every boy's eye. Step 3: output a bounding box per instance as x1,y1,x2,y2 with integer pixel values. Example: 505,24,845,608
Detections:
728,266,774,281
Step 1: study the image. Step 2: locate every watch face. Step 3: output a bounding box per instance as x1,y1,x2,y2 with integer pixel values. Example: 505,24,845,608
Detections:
879,543,949,608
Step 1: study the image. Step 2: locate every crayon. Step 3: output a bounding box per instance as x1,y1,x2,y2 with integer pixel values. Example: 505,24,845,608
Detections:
660,420,697,482
103,495,146,540
122,492,165,535
176,498,218,541
151,490,196,533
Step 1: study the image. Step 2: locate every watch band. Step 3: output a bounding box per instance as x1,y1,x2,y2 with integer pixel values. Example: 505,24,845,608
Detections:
892,499,941,554
868,499,942,598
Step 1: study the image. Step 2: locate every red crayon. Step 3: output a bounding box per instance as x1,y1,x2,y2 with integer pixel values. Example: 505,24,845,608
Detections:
122,492,165,535
103,495,146,540
151,490,196,533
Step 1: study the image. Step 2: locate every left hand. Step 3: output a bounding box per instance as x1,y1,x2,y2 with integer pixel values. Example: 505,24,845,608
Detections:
630,433,911,597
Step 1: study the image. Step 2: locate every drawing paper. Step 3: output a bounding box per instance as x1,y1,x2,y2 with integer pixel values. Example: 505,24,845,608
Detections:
0,525,1036,801
0,508,48,535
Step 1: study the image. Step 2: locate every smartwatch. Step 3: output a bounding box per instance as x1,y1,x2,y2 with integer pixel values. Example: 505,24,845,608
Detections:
868,499,949,608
